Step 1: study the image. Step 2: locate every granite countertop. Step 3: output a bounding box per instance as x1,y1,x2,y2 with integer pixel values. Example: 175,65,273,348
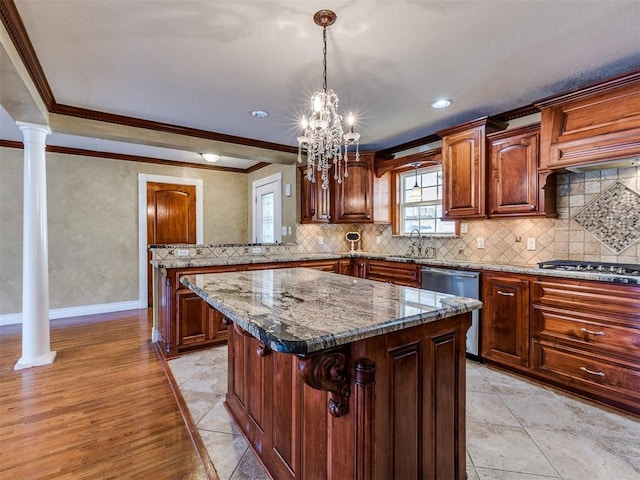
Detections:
156,251,640,285
180,268,482,355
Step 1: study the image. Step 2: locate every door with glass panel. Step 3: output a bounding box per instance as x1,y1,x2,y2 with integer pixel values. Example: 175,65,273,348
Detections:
253,174,282,243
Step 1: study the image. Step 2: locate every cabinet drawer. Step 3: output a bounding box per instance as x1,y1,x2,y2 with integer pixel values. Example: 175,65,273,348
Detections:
533,306,640,357
365,261,419,286
533,340,640,411
532,278,640,318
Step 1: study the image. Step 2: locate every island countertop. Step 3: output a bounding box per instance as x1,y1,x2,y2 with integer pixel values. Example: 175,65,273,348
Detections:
180,267,482,355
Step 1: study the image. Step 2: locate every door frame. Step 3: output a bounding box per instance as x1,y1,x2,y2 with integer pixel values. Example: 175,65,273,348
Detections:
252,172,282,243
138,174,203,310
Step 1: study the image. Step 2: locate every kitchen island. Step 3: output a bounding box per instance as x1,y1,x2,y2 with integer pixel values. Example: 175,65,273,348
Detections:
181,267,482,479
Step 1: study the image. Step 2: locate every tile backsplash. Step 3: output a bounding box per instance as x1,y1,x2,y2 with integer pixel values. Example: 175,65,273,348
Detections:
297,165,640,266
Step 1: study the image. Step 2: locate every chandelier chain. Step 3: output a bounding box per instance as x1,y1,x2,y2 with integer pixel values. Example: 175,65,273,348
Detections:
322,26,328,93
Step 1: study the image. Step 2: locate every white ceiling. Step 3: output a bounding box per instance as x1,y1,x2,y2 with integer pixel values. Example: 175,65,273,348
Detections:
4,0,640,168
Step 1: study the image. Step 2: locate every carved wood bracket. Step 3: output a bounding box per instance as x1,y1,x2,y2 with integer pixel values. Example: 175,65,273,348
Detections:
298,347,351,417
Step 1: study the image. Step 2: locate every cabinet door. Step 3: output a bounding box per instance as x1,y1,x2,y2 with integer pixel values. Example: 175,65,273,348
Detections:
489,129,539,216
482,273,530,367
331,153,374,223
441,126,486,219
177,292,217,347
299,166,331,223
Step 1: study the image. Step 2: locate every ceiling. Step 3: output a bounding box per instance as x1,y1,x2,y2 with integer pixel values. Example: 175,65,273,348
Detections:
2,0,640,169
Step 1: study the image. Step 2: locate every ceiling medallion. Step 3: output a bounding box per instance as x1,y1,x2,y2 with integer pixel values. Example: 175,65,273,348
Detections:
297,9,360,190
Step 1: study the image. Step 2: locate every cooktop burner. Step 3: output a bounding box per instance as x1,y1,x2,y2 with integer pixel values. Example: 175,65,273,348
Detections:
538,260,640,276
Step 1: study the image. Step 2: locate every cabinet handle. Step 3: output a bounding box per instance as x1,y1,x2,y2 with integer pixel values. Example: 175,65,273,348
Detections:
497,291,515,296
221,316,232,325
530,204,536,210
580,327,605,336
580,366,605,377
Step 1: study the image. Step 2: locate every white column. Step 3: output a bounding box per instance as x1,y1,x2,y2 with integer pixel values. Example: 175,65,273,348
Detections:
14,122,56,370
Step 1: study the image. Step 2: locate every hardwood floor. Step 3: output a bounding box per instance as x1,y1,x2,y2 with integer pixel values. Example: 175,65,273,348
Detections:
0,309,215,480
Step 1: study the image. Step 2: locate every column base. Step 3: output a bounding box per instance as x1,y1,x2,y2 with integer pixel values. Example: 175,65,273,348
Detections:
151,329,162,342
14,350,57,370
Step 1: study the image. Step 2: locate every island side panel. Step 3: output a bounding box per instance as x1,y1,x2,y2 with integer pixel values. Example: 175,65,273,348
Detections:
226,313,471,480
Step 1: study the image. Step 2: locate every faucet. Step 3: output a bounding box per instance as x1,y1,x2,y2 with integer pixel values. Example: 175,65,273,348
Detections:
409,228,422,256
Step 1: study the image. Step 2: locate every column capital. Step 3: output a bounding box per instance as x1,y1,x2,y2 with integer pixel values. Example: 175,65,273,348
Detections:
16,122,52,136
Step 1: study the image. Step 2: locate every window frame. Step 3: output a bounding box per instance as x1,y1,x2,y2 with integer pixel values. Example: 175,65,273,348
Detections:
391,163,458,236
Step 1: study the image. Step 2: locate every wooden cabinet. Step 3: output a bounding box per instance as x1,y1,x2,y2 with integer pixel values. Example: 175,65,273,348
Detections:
437,117,506,219
299,166,331,223
531,277,640,414
351,259,420,287
536,71,640,170
487,124,556,217
481,272,531,368
226,312,471,479
157,259,343,357
331,152,375,223
299,152,387,224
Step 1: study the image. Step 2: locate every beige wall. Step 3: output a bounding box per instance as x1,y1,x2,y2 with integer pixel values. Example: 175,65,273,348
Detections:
247,162,298,244
0,146,247,315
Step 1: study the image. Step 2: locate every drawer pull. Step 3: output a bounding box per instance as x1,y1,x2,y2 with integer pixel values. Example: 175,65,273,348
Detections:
580,327,605,336
497,291,515,297
580,366,605,377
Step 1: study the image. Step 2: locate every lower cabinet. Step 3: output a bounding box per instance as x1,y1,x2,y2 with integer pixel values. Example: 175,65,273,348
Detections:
158,259,342,357
354,259,421,287
531,277,640,414
481,272,531,368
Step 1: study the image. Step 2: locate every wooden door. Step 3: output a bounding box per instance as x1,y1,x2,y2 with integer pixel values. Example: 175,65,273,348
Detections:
147,182,196,305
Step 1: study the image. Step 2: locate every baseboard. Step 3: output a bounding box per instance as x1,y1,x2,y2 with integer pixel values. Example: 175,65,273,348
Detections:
0,300,142,326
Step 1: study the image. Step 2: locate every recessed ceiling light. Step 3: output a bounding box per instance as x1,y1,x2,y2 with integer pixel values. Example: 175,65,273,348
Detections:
251,110,269,118
201,153,220,163
431,99,452,109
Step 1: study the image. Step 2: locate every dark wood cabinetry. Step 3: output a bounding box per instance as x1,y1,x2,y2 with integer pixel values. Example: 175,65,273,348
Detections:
352,259,421,287
331,152,375,223
226,312,471,479
481,272,531,368
437,117,507,219
299,153,389,224
531,277,640,414
536,71,640,170
157,259,342,357
299,166,331,223
487,124,556,217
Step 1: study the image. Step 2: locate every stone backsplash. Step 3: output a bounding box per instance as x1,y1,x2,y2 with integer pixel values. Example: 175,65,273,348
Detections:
297,165,640,266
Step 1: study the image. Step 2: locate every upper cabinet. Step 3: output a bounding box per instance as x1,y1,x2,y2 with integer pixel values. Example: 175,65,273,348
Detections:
332,152,375,223
536,71,640,170
437,117,507,219
299,152,390,224
299,165,331,223
487,124,556,218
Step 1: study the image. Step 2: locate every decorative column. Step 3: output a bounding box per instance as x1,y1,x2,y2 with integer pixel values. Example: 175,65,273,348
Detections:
14,122,56,370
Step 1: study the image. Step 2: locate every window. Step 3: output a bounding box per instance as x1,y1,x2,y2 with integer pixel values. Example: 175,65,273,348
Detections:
398,165,455,235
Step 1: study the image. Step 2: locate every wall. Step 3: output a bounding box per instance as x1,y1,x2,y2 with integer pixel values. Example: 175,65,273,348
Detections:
296,165,640,266
246,162,298,244
0,146,247,316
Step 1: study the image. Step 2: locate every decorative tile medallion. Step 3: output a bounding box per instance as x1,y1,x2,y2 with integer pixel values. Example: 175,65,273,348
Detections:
573,181,640,253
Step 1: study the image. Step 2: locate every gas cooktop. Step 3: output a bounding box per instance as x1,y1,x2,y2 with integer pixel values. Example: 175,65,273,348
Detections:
538,260,640,276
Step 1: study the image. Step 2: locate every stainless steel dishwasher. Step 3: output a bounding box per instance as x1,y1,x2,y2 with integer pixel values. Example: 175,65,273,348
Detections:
421,267,481,360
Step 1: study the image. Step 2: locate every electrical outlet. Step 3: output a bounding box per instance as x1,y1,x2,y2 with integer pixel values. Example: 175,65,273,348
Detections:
376,235,382,245
252,246,262,254
477,237,485,249
176,249,189,257
527,237,536,251
317,236,324,245
460,222,468,234
281,226,287,236
288,226,292,235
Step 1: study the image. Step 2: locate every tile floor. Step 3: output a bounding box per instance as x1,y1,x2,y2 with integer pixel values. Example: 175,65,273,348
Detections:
168,347,640,480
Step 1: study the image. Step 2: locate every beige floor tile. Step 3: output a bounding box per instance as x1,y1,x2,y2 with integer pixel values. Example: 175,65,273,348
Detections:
527,428,640,480
467,391,521,426
198,395,241,435
476,468,559,479
199,430,248,480
467,366,498,393
180,388,223,425
230,449,271,480
180,364,228,395
499,392,587,433
466,423,557,476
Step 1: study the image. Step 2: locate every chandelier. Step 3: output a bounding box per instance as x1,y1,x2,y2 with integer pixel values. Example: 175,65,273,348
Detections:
297,9,360,190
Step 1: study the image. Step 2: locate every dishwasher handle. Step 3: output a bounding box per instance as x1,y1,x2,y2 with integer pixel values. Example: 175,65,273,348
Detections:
421,267,479,279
